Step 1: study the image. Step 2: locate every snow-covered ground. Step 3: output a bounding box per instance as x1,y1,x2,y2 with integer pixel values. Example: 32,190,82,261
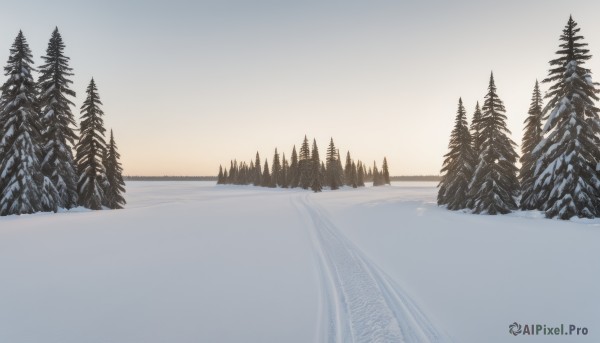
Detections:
0,181,598,343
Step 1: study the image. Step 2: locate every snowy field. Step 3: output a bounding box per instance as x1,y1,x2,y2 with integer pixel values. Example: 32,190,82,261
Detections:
0,181,598,343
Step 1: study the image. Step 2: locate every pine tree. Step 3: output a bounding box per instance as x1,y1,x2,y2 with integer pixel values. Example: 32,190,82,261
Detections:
344,151,352,186
75,78,107,210
469,73,519,214
103,130,126,209
350,161,358,188
289,146,299,188
228,160,235,184
281,153,289,188
253,152,261,186
217,165,224,184
519,81,544,210
532,16,600,219
326,138,341,190
310,139,322,192
357,161,365,187
223,168,228,183
0,31,52,215
372,161,383,186
438,98,476,210
470,102,484,157
271,148,281,187
261,159,272,187
336,150,344,186
299,136,311,189
38,27,78,209
382,157,390,185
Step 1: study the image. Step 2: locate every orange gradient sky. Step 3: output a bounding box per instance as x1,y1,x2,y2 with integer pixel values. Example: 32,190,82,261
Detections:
2,0,600,175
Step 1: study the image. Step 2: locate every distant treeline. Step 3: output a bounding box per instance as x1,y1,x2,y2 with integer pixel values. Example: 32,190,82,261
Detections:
390,175,440,182
124,176,217,181
125,175,439,182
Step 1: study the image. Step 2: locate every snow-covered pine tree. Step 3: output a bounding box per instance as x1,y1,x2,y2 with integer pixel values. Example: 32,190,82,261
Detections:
326,138,341,190
344,152,352,186
289,146,299,188
532,16,600,219
0,31,53,215
75,78,108,210
223,168,228,183
437,98,476,210
271,148,281,187
470,102,484,157
261,159,272,187
469,73,519,214
253,152,261,186
38,27,78,209
299,136,312,189
519,81,544,210
382,157,390,185
103,130,126,209
310,139,322,192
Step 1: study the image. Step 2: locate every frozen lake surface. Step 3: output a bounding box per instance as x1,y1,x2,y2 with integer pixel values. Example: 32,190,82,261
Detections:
0,181,598,342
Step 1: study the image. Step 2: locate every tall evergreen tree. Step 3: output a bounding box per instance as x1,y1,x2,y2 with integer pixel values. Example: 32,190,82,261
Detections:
470,102,484,157
469,73,519,214
38,27,78,209
382,157,390,185
519,81,544,210
75,78,107,210
223,168,228,183
310,139,322,192
438,98,476,210
357,161,365,187
0,31,53,215
281,153,289,188
217,165,224,184
350,161,358,188
103,130,126,209
289,146,299,188
299,136,312,189
372,161,383,186
344,151,353,186
532,16,600,219
326,138,341,190
261,159,272,187
253,152,261,186
271,148,281,187
228,160,235,184
336,150,344,186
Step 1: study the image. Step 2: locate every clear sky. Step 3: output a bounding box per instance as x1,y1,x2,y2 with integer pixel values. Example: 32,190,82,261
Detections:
2,0,600,176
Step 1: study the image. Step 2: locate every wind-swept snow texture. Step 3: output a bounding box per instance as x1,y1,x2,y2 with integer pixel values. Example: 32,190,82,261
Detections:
0,182,598,343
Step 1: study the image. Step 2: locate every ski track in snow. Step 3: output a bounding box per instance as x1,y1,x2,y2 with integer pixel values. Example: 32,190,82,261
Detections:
294,194,447,343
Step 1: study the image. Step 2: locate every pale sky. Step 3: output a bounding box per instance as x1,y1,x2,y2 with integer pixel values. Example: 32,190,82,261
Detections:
2,0,600,176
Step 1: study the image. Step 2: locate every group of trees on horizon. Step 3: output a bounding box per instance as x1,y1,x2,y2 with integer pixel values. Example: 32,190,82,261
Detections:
0,28,125,216
217,136,390,192
438,16,600,220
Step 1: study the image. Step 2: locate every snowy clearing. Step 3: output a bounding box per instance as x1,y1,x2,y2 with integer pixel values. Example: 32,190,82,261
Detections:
0,181,598,343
